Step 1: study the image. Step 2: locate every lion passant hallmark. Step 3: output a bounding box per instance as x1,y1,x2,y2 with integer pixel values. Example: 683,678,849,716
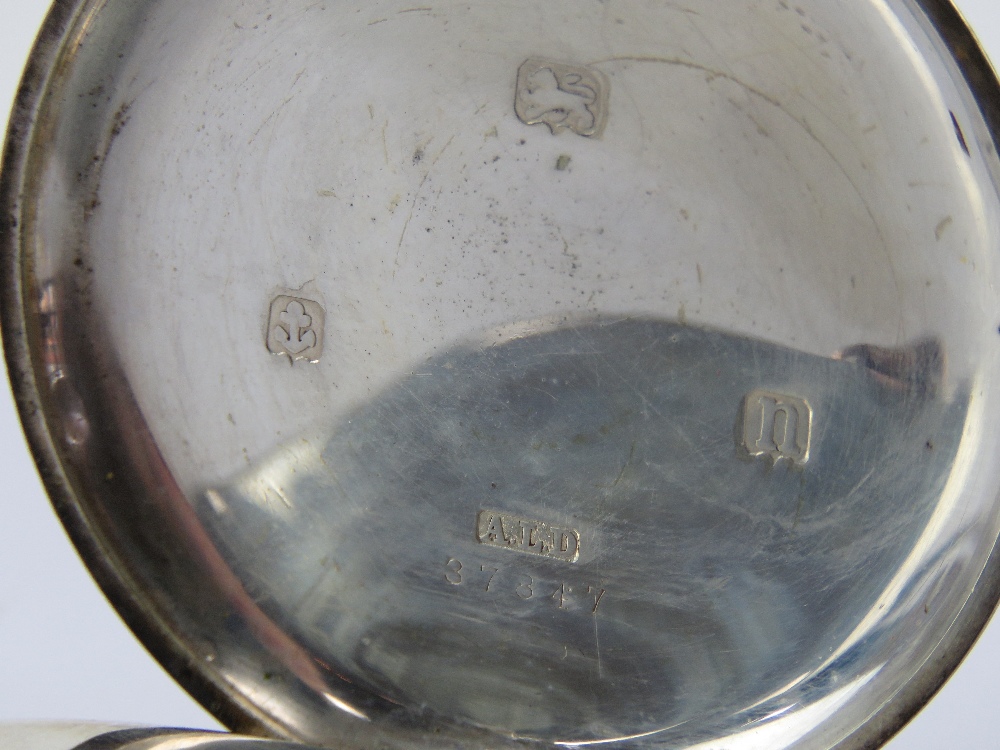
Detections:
515,58,609,138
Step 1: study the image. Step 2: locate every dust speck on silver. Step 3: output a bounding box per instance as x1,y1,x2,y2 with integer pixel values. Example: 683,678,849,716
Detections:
515,58,609,137
266,295,325,363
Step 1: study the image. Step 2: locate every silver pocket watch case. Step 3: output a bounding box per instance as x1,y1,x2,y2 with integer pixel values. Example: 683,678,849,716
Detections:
6,1,1000,748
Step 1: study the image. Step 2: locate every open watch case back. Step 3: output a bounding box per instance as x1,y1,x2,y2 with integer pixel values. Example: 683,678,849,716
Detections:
6,1,1000,749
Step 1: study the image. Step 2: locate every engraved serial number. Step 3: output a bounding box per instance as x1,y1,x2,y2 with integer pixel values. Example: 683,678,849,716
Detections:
444,557,606,614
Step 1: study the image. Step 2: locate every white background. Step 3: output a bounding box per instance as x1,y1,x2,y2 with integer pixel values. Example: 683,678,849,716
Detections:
2,1,1000,747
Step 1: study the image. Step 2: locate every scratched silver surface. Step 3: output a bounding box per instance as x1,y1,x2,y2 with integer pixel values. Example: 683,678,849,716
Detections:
6,1,1000,749
201,320,964,745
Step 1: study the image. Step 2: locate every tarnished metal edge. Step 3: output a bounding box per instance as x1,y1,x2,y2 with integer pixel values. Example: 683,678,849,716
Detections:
828,6,1000,749
2,1,1000,749
0,0,288,742
72,727,326,750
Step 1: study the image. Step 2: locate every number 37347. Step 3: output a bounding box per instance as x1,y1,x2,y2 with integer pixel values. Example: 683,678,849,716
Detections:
444,557,606,614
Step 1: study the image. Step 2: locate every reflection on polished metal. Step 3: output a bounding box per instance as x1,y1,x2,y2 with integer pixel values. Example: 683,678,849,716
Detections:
201,320,964,742
72,728,323,750
5,2,1000,750
0,723,326,750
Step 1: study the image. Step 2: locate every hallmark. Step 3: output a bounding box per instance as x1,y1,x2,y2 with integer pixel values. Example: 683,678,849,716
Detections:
515,59,609,138
741,390,812,465
267,295,325,363
476,509,580,563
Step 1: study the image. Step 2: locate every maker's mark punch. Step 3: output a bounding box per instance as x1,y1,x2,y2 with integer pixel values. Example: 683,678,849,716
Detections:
476,509,581,563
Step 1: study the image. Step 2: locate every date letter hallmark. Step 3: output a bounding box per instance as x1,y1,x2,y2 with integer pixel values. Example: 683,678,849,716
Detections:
476,510,581,563
741,390,812,465
515,59,609,138
267,295,325,363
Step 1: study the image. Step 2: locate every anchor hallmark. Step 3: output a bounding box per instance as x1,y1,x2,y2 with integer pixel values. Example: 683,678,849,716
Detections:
267,295,325,363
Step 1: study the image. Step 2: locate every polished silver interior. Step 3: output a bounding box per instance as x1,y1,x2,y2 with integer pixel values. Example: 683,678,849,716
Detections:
6,1,1000,749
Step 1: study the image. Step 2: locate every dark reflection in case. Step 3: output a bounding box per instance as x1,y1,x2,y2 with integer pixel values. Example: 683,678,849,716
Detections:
198,319,966,744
